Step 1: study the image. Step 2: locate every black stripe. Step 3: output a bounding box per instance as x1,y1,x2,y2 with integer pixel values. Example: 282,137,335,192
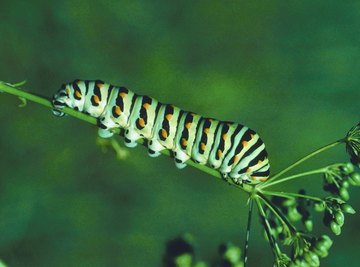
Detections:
223,124,245,165
215,122,230,160
173,109,184,139
84,80,90,95
208,120,222,159
252,169,270,177
247,149,268,169
128,94,137,116
106,85,114,104
241,138,264,162
152,101,162,129
53,100,66,106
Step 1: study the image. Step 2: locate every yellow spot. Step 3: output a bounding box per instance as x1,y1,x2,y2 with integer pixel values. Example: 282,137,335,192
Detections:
93,95,100,104
204,127,210,134
161,129,168,138
234,155,240,163
165,113,173,120
115,106,121,116
257,160,263,165
119,92,127,98
181,138,188,147
97,83,104,89
222,133,228,140
138,118,145,128
217,149,223,158
252,176,268,182
200,142,206,151
75,90,82,98
143,103,151,110
250,134,255,139
242,140,248,147
185,122,192,129
246,167,251,173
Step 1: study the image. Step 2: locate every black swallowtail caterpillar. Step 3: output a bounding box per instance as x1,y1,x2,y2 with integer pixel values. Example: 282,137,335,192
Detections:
52,80,270,184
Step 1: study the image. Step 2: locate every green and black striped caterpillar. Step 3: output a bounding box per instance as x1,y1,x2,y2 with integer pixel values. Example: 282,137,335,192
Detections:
52,80,270,184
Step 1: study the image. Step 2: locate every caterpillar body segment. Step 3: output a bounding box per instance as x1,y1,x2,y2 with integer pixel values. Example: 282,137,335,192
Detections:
52,80,270,184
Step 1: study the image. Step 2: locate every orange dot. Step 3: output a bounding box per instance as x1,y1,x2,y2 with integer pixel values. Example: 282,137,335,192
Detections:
200,142,206,151
161,129,168,138
242,140,248,147
252,176,268,182
246,167,251,173
185,122,192,129
234,155,240,163
115,106,121,116
75,90,82,99
119,92,127,98
93,95,100,104
138,118,145,128
181,138,187,147
217,149,223,158
165,113,173,121
143,103,150,109
204,127,210,134
222,133,228,140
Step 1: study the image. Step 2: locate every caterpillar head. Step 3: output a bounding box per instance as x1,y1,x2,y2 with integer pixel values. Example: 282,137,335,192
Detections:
52,83,72,116
52,80,85,116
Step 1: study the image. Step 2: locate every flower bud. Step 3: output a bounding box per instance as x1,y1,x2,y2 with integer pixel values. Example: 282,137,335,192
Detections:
339,187,350,201
334,211,344,226
314,202,325,212
330,221,341,235
318,235,333,249
304,251,320,267
341,203,356,214
349,172,360,186
304,220,313,232
313,244,328,258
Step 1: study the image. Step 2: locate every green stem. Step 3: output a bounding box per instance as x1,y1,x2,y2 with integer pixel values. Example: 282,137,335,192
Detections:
258,192,297,235
261,190,323,202
267,139,344,182
259,168,326,189
255,197,282,261
0,81,250,193
243,198,254,267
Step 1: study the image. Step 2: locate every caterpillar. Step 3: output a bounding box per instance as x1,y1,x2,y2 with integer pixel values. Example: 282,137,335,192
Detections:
52,79,270,184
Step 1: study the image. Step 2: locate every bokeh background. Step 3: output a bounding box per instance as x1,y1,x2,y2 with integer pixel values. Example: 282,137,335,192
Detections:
0,1,359,266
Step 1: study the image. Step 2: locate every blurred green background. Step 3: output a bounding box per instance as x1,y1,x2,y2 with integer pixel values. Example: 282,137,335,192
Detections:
0,1,359,266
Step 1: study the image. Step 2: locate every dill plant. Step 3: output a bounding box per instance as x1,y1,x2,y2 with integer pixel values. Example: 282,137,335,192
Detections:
0,81,359,267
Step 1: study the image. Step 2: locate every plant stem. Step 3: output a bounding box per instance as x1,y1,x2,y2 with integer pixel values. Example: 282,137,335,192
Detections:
243,198,254,267
266,139,344,182
261,190,323,202
258,192,297,235
255,197,282,261
259,168,326,189
0,81,250,193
